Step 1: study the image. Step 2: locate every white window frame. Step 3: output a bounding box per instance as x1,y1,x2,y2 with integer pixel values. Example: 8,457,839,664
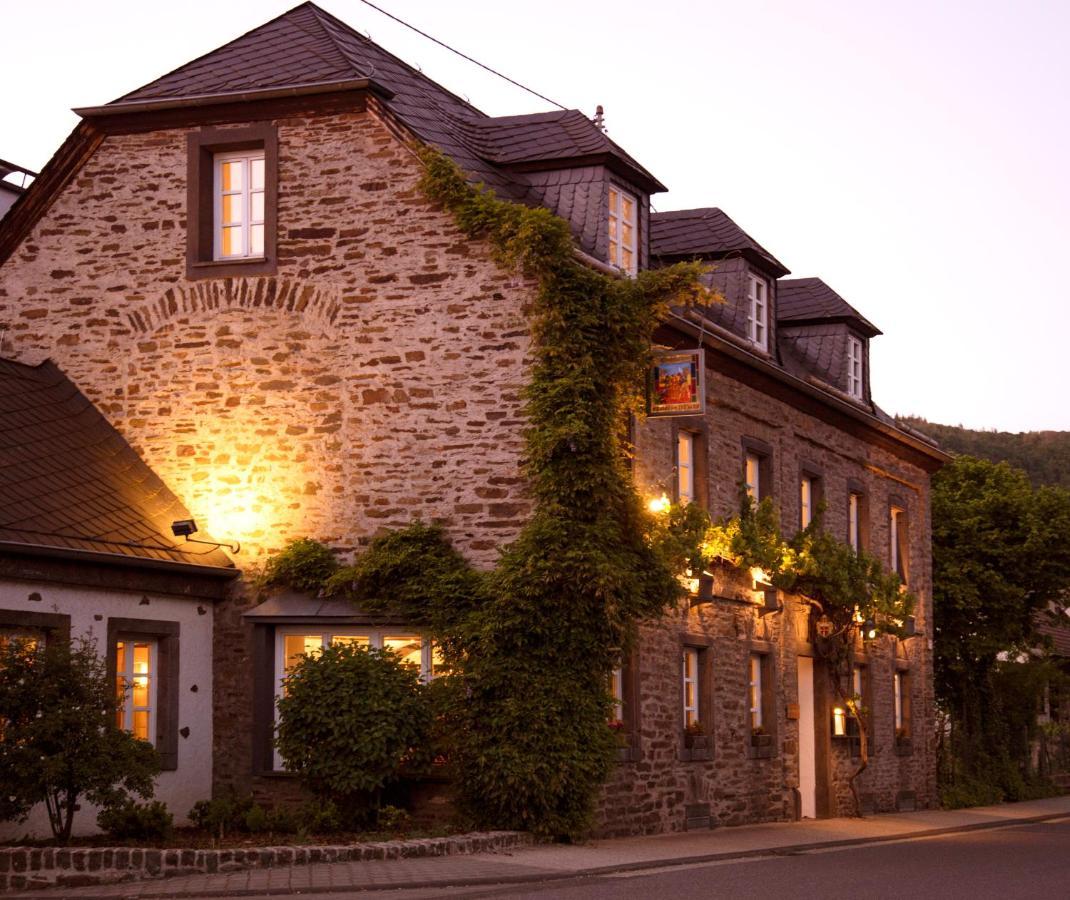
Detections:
847,335,864,399
848,492,862,551
682,648,700,728
214,150,265,261
610,667,624,723
747,274,769,351
893,671,905,731
748,654,763,729
745,452,762,502
116,638,158,747
677,432,695,504
608,185,638,276
800,475,813,529
273,628,432,770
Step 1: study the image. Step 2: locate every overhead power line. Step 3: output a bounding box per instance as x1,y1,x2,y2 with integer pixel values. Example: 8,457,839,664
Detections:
354,0,569,110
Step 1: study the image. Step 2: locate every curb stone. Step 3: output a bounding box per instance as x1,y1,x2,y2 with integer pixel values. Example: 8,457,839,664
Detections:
0,831,531,893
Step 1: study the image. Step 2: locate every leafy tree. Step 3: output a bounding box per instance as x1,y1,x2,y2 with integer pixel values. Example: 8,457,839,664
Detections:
0,636,160,842
932,455,1070,799
275,642,431,826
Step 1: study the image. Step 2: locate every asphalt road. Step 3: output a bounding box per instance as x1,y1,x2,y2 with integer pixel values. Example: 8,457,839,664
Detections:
268,817,1070,900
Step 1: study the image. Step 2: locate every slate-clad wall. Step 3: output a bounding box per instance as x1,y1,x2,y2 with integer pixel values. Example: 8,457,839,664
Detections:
596,365,936,835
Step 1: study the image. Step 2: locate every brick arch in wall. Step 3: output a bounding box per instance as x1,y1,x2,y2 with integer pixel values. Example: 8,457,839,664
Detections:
122,277,343,338
118,287,354,561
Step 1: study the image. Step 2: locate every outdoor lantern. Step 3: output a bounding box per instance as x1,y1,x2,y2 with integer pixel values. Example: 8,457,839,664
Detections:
171,518,198,537
832,706,847,737
862,618,878,640
648,493,671,514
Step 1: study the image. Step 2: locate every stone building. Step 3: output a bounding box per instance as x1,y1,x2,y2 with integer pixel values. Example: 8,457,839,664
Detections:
0,3,946,835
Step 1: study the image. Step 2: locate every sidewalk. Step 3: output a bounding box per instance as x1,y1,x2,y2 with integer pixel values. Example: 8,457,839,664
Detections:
12,795,1070,899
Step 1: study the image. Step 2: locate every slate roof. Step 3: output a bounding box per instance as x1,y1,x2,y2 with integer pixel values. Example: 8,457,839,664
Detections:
778,277,881,337
110,2,663,200
649,207,789,276
0,358,233,570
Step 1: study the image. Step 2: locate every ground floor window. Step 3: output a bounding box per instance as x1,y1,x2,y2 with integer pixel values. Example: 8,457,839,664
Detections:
115,639,157,744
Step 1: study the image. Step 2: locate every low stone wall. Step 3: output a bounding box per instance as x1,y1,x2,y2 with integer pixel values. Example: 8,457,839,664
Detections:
0,831,531,892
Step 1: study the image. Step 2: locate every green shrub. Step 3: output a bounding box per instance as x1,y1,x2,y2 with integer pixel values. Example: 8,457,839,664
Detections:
188,793,255,839
296,800,344,835
262,538,339,594
376,805,412,834
97,799,174,841
275,643,431,824
0,635,160,842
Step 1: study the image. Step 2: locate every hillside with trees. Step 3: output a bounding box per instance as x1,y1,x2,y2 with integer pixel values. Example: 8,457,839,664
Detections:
899,417,1070,489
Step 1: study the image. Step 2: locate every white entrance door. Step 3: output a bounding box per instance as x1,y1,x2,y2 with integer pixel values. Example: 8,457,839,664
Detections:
798,656,817,818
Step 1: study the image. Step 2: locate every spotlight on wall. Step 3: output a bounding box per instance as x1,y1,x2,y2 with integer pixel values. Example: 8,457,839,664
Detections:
170,519,198,537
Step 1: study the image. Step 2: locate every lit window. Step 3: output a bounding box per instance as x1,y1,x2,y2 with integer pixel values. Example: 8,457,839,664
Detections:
745,452,762,501
894,670,910,736
608,186,638,275
677,432,695,504
610,667,624,723
891,505,909,583
800,476,813,528
748,654,763,729
116,639,157,745
847,336,864,400
848,492,864,551
682,648,700,728
852,665,864,700
273,629,431,770
747,274,768,350
214,151,265,260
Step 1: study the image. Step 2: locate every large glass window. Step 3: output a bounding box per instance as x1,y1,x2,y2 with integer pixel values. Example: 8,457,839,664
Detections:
116,639,157,745
608,186,638,275
214,150,265,260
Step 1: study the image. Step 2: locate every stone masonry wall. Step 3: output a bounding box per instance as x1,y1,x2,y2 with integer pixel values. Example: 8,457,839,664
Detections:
596,364,936,835
0,108,537,806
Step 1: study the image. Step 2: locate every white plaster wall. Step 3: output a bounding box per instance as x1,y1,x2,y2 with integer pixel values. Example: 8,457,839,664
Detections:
0,577,213,838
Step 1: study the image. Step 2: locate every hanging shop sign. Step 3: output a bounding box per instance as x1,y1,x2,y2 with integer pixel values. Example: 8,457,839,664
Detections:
648,348,705,417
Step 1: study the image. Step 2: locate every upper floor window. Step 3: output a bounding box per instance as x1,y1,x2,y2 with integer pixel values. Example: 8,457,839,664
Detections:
745,452,762,502
848,491,864,551
677,432,695,504
847,336,864,400
747,274,769,351
215,151,265,260
800,475,814,529
890,504,909,583
608,186,637,275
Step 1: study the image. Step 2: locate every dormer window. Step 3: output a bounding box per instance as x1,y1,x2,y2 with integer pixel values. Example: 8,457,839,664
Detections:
847,335,864,399
608,186,637,275
747,274,768,351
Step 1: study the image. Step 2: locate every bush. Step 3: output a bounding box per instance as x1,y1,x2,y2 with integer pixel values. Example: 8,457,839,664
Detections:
376,805,412,834
275,643,431,823
189,793,255,839
0,635,160,842
262,538,339,593
97,799,173,841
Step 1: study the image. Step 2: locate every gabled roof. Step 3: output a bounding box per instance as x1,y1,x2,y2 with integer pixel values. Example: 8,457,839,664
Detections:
649,207,789,276
107,2,664,197
778,277,881,337
0,358,233,572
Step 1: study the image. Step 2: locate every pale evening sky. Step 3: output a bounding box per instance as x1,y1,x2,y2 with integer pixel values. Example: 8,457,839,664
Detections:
3,0,1068,432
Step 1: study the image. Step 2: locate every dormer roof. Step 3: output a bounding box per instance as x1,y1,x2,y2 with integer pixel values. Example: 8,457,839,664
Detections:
649,207,789,277
778,277,881,337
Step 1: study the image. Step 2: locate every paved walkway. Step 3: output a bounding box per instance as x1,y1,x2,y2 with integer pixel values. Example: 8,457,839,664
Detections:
13,795,1070,898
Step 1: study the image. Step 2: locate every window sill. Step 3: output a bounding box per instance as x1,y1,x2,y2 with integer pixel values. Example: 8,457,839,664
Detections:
895,738,913,756
186,255,276,280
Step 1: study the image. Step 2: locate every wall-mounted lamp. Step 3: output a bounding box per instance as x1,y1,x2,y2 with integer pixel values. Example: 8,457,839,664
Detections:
689,571,716,608
170,519,240,555
832,706,847,737
862,618,878,640
648,493,671,515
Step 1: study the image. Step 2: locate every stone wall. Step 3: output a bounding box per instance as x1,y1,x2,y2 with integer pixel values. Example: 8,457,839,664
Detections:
596,365,937,835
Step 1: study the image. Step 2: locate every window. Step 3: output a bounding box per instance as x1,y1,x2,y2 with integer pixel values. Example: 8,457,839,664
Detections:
890,504,910,583
610,667,624,724
106,619,179,770
747,274,769,351
186,125,277,279
746,452,761,501
800,475,814,529
848,491,864,551
273,628,432,770
607,186,638,275
894,670,911,737
682,648,700,728
115,639,157,744
748,654,763,730
214,151,265,260
847,336,864,399
677,432,695,504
